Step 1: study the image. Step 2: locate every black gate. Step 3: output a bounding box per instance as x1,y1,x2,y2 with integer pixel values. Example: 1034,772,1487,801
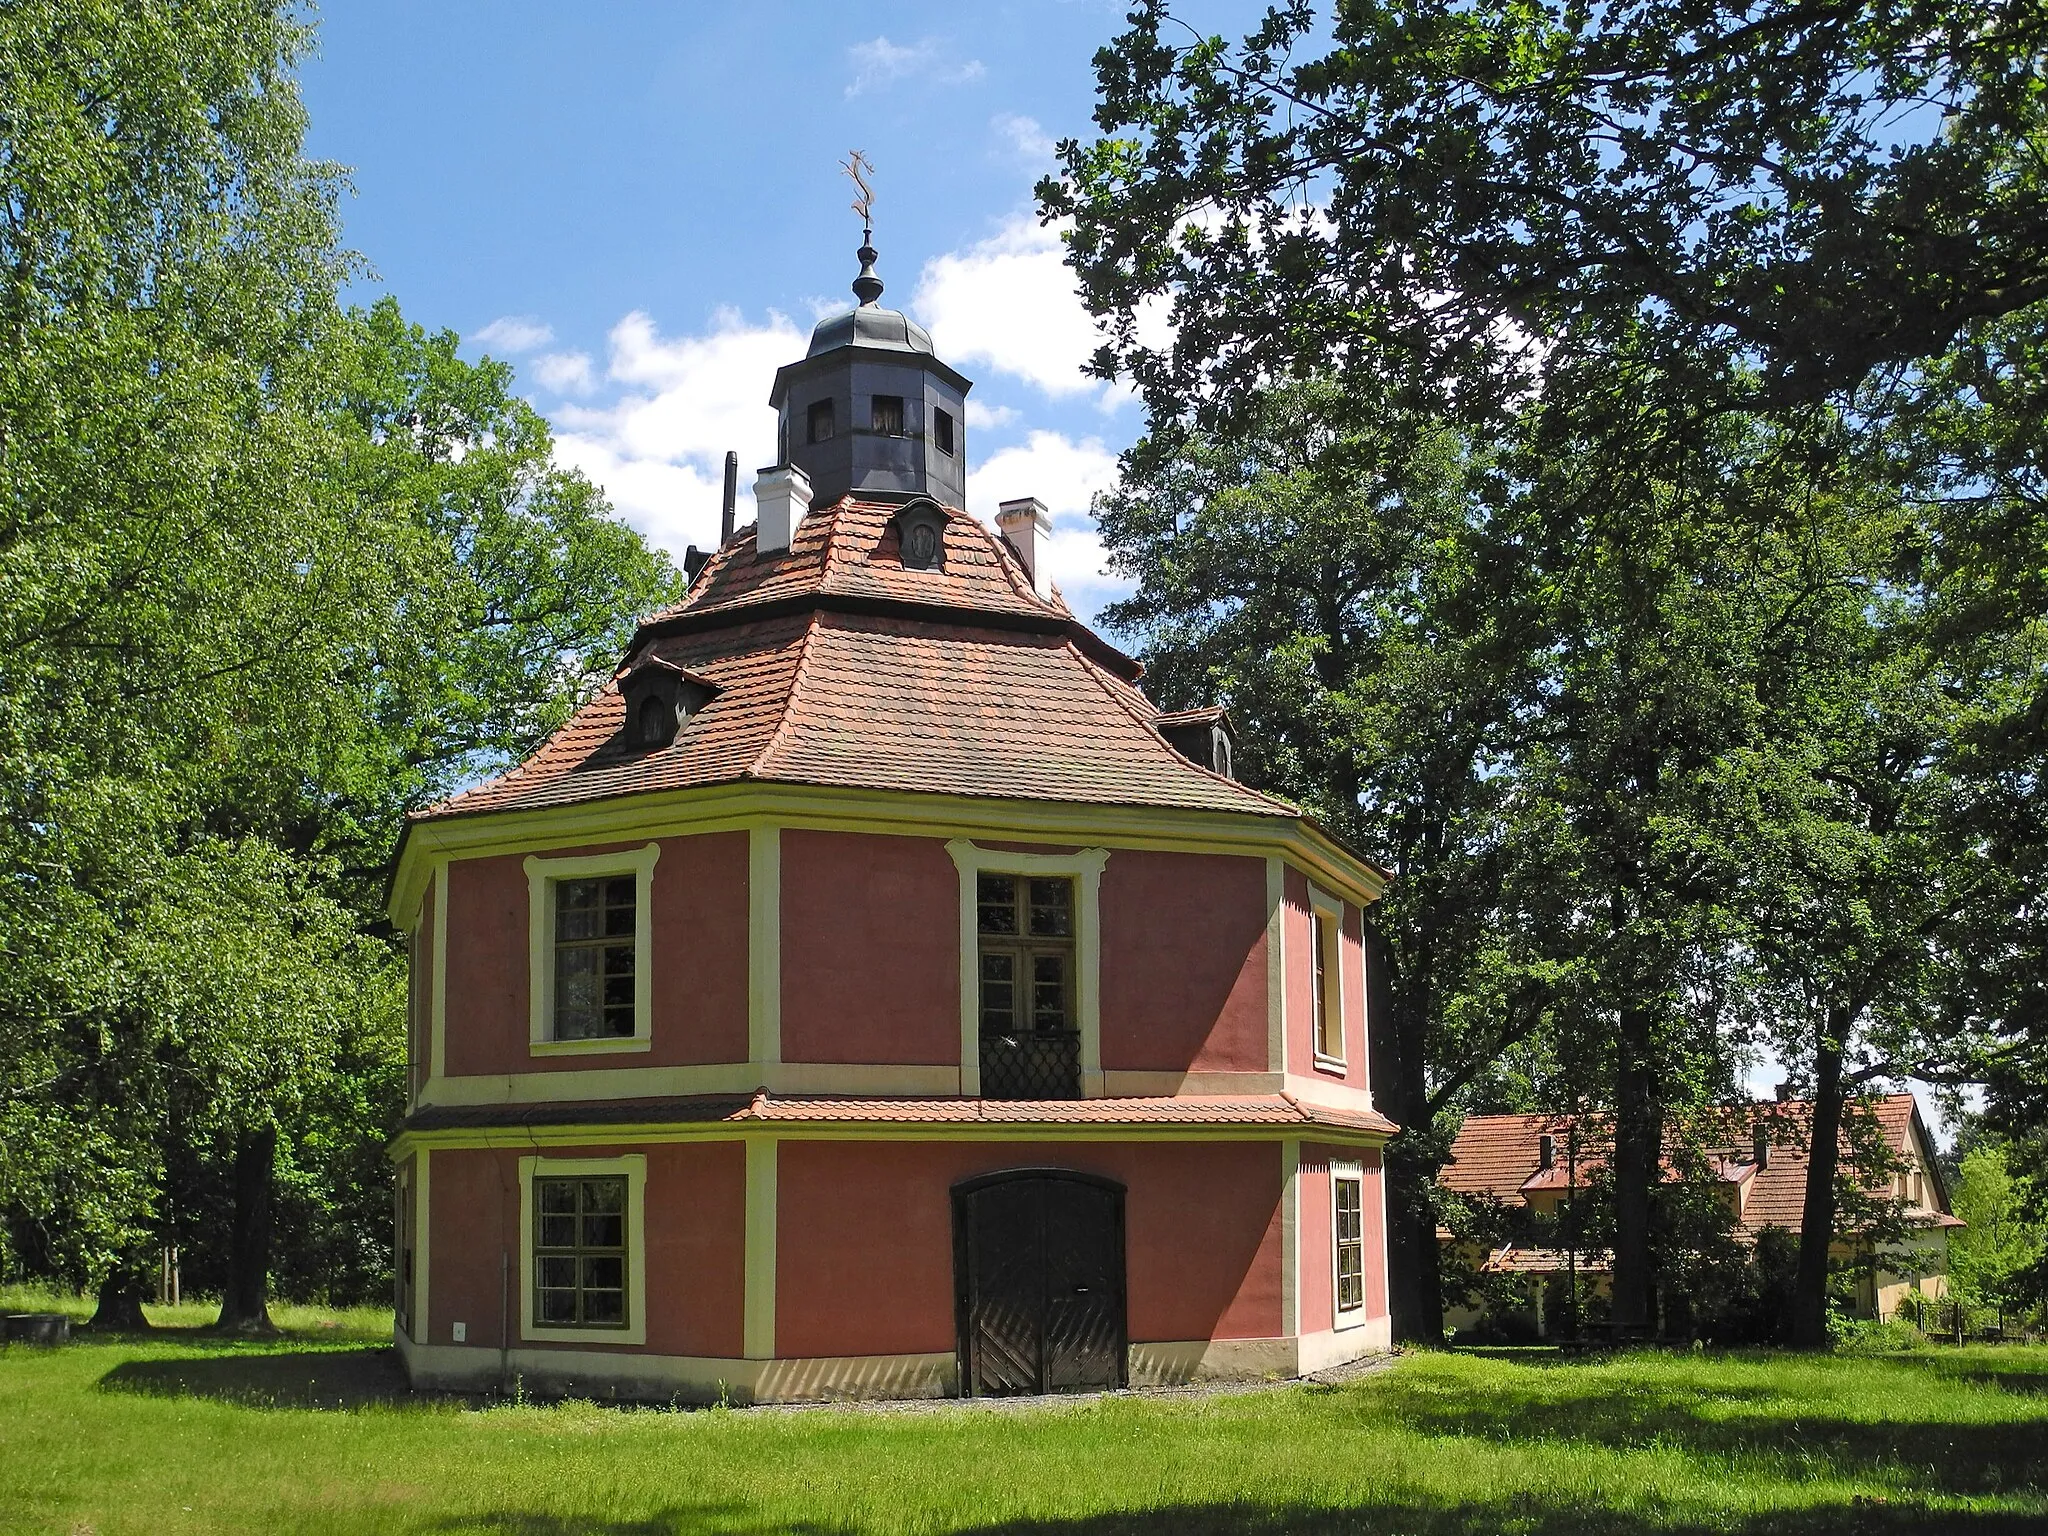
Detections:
952,1169,1126,1397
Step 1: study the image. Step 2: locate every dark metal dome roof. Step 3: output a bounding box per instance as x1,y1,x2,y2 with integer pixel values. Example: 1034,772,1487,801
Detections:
806,303,937,359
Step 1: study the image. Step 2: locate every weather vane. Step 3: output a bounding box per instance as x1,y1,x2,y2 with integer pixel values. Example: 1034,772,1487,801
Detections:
842,150,876,241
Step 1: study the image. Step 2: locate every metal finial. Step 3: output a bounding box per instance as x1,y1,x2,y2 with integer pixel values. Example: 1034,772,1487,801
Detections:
841,150,884,305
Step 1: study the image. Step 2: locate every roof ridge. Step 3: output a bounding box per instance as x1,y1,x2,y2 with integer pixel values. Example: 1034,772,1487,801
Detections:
747,610,824,779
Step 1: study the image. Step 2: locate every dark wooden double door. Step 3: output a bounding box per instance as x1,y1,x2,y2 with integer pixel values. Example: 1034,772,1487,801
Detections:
953,1170,1127,1396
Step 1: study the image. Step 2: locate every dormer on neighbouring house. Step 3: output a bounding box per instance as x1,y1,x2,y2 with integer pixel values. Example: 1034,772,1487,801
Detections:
385,223,1398,1406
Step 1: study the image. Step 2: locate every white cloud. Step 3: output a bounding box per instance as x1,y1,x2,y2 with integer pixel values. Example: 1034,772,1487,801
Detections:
530,351,595,396
914,214,1106,400
472,314,553,354
967,429,1128,620
547,308,803,560
992,112,1055,165
965,400,1018,430
845,36,985,98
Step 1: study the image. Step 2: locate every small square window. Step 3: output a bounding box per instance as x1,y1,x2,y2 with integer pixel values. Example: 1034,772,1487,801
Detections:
871,394,904,436
933,407,956,455
807,398,835,443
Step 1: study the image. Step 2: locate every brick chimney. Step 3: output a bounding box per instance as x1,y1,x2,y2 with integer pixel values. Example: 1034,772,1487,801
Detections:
754,463,812,556
996,497,1053,599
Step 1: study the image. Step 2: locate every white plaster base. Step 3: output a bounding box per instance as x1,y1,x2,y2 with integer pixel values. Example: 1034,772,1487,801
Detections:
396,1329,955,1404
396,1323,1394,1404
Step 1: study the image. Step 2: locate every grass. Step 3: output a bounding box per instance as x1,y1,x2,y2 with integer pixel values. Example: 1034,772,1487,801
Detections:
1,1297,2045,1535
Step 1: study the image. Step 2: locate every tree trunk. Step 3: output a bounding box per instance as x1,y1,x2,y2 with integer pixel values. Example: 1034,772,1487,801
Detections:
1609,1001,1663,1334
1368,959,1446,1343
215,1124,279,1334
1790,1012,1849,1348
87,1262,154,1332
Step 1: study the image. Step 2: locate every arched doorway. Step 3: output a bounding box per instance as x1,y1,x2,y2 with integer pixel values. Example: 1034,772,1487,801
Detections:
952,1169,1127,1396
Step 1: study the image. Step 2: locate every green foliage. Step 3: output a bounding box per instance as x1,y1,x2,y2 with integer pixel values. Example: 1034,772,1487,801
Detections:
1949,1143,2048,1330
0,3,678,1307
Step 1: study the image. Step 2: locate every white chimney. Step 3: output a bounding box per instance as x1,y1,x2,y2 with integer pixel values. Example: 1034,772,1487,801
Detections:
997,497,1053,598
753,463,812,556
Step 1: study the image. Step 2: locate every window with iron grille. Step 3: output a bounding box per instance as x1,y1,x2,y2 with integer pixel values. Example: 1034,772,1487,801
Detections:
977,872,1079,1098
1334,1172,1365,1315
534,1175,629,1328
553,877,636,1039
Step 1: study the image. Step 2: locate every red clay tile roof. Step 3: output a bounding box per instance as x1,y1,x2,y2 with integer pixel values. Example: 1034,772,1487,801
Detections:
416,497,1301,825
1441,1095,1952,1237
404,1091,1397,1137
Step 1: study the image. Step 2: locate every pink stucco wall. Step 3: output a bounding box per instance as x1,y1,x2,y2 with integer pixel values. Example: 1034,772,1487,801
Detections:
439,832,749,1076
779,830,961,1065
773,1138,1286,1359
1099,850,1269,1073
424,1141,746,1358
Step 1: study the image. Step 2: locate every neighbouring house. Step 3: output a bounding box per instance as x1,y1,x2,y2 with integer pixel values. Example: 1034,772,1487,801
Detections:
1439,1093,1960,1339
384,238,1396,1403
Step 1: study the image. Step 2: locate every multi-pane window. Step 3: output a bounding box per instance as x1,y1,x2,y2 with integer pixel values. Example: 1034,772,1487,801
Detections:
871,394,905,436
534,1176,628,1328
807,397,835,443
1312,906,1342,1061
553,877,635,1040
977,873,1078,1097
1334,1173,1365,1315
933,407,956,456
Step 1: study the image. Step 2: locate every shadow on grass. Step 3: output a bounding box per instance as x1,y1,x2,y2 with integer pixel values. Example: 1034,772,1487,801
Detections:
431,1501,2045,1536
98,1346,411,1410
1372,1364,2048,1498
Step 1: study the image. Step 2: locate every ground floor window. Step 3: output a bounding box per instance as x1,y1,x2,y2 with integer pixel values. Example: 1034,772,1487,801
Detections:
1333,1164,1365,1323
519,1153,648,1345
534,1175,629,1328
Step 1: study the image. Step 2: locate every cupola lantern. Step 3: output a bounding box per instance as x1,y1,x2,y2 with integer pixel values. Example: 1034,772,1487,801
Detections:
766,157,972,510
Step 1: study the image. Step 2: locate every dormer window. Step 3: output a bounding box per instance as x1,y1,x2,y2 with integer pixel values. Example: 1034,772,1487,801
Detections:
894,500,947,572
616,655,719,752
636,694,672,747
1155,707,1239,780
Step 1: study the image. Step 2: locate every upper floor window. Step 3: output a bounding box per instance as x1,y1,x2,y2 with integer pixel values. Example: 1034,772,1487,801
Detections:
1332,1164,1366,1323
977,872,1079,1098
871,394,905,436
524,844,659,1055
554,877,635,1039
1310,891,1344,1066
933,407,956,456
807,398,835,443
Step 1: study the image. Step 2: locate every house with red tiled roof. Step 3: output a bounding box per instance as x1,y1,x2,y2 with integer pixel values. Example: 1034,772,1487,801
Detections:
385,238,1395,1402
1438,1094,1959,1338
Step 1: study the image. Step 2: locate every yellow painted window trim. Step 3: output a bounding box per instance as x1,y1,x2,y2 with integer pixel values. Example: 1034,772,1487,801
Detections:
524,844,661,1055
945,839,1109,1097
518,1152,648,1347
1330,1157,1366,1330
1308,886,1346,1072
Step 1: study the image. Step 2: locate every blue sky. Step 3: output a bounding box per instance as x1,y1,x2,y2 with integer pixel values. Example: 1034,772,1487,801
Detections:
299,0,1180,621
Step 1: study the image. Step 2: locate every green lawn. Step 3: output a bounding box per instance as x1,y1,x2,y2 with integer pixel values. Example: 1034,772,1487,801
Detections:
2,1301,2044,1535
